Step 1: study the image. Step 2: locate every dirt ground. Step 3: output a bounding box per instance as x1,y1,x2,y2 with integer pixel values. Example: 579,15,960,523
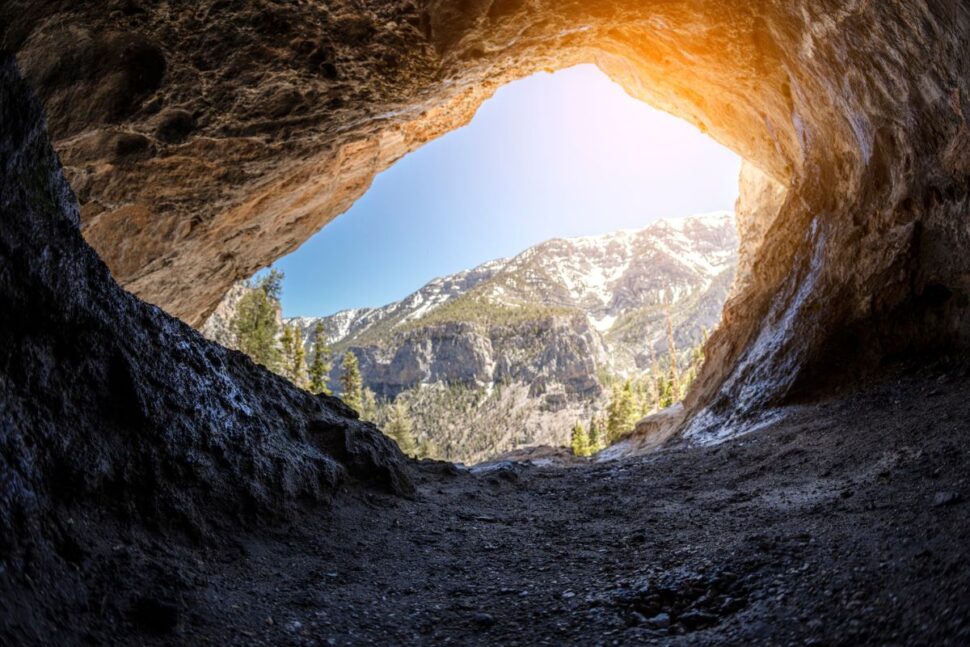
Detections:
6,360,970,646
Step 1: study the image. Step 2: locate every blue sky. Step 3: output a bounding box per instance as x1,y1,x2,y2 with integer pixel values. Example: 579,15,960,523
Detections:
271,65,741,317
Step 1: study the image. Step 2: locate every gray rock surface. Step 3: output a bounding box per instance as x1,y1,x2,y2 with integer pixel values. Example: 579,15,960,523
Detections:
0,55,411,636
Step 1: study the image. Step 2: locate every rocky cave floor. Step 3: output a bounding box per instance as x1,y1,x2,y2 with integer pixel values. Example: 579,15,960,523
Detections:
19,360,970,646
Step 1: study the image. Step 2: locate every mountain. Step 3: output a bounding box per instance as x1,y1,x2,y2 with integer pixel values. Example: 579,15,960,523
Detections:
277,212,739,461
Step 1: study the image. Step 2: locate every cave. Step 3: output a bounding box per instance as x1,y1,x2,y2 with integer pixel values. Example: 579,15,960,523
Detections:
1,1,969,644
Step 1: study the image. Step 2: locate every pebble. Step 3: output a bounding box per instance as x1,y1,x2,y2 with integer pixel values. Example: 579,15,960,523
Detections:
646,612,670,629
932,491,961,507
472,612,496,628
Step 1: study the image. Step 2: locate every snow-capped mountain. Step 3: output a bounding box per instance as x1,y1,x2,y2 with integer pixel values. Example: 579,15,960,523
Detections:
204,212,738,462
290,211,737,378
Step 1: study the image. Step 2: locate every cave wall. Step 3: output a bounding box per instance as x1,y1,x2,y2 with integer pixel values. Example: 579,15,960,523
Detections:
3,1,970,436
0,52,411,615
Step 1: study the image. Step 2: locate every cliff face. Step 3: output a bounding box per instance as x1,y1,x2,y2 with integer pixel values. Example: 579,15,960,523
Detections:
6,1,968,442
0,56,410,630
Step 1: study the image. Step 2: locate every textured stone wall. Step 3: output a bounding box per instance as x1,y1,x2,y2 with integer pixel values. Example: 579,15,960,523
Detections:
0,53,411,575
4,1,970,435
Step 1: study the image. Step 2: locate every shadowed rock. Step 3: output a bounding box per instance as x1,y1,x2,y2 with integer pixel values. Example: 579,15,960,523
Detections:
0,52,411,636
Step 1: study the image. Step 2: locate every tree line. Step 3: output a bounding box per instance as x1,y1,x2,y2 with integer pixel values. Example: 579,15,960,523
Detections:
571,318,708,457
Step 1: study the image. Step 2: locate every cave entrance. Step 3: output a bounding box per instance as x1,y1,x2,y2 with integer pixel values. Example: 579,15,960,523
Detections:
203,65,743,464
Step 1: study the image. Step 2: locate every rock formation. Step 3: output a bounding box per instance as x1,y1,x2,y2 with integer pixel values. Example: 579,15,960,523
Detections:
2,2,970,644
5,1,968,442
283,212,735,386
0,54,410,637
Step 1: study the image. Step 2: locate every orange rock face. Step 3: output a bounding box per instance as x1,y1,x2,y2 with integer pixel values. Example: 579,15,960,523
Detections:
4,1,970,432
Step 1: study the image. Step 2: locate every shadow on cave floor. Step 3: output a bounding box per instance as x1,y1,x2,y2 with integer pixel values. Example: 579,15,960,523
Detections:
23,360,970,646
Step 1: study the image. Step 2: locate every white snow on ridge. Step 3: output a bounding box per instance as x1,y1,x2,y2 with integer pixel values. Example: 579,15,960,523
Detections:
590,314,617,332
286,211,738,341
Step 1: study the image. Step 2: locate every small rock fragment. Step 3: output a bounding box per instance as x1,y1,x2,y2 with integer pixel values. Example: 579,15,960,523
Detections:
933,491,961,507
472,612,496,628
646,612,670,629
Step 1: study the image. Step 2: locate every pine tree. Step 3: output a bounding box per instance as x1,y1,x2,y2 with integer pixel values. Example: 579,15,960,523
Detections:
606,380,640,443
571,421,590,457
385,400,417,456
360,387,379,422
233,270,283,371
657,373,676,409
665,303,680,397
278,324,307,387
644,345,662,415
587,417,603,454
291,325,307,387
339,351,363,412
307,322,332,395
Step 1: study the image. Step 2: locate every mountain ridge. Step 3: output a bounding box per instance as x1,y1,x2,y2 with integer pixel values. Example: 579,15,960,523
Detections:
203,211,739,462
291,211,736,357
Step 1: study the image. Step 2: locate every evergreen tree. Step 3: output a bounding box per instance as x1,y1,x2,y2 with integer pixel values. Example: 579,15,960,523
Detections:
340,351,363,412
385,400,417,456
233,270,284,371
278,324,307,387
291,326,307,386
587,417,603,453
571,421,590,457
307,322,332,395
606,380,640,443
665,304,680,397
657,373,676,409
360,387,379,423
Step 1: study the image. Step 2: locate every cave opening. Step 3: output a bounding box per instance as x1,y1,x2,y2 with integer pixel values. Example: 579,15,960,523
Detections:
201,65,745,464
5,3,970,643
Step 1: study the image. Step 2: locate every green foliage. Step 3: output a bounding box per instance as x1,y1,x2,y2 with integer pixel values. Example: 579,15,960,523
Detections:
360,386,379,423
384,400,417,456
587,417,604,454
339,351,363,412
571,421,590,457
417,439,440,460
363,381,531,464
232,270,284,371
279,323,308,388
599,336,708,443
606,380,640,443
307,322,332,395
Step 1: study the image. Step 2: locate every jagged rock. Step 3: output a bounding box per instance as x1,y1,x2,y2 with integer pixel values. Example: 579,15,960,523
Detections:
0,52,411,620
